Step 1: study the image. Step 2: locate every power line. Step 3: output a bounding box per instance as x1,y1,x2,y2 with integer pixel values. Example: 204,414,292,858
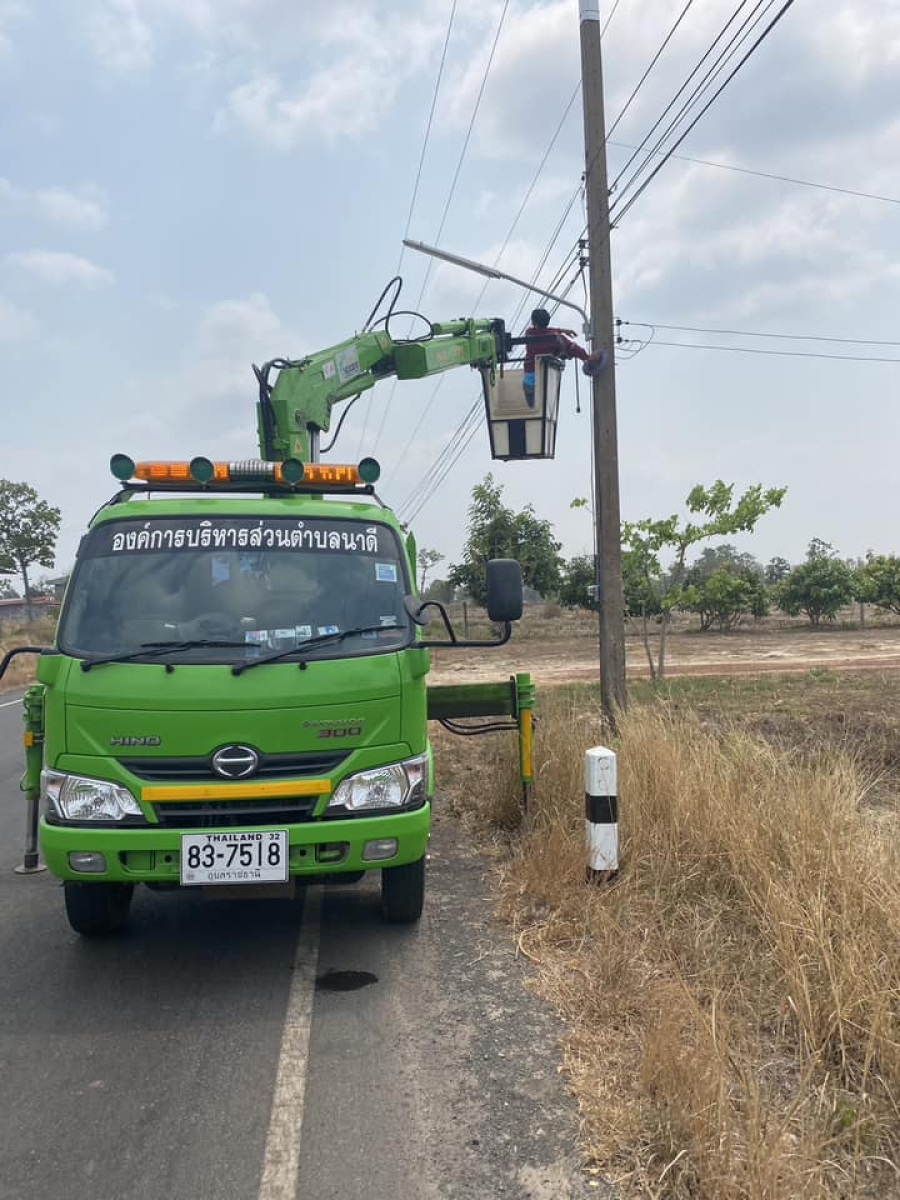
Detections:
643,339,900,364
611,0,798,223
608,140,900,208
608,0,760,198
606,0,697,140
393,12,632,523
407,0,511,317
395,1,458,279
398,238,588,523
621,320,900,347
373,0,510,455
600,0,625,38
396,226,586,519
398,398,482,523
611,0,779,212
388,83,584,495
387,78,581,487
357,1,458,455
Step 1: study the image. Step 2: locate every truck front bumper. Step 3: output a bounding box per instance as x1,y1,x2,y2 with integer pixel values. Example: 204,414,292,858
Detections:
39,805,430,884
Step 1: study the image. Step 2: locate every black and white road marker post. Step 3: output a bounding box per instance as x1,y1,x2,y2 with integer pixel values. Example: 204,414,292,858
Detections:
585,746,618,881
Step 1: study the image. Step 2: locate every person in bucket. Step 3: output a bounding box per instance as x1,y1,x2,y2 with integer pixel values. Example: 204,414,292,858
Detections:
522,308,608,407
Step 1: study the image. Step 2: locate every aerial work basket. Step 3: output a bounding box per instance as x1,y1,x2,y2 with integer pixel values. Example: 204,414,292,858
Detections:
480,356,562,461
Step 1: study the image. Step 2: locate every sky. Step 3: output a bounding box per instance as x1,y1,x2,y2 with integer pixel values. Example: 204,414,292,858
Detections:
1,0,899,582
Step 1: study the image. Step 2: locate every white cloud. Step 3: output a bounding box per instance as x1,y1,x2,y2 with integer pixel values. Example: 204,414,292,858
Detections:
7,250,115,287
35,185,108,230
0,178,109,229
0,1,27,62
215,7,444,146
87,0,153,72
0,296,38,342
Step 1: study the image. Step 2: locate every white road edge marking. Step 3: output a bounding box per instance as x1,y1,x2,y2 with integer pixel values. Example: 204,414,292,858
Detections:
259,886,322,1200
0,697,24,709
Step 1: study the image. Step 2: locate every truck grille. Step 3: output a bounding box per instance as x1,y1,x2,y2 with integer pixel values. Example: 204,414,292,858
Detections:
120,751,347,783
152,796,318,829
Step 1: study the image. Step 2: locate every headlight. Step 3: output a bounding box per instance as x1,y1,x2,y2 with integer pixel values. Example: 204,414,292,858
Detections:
41,770,144,822
328,754,427,813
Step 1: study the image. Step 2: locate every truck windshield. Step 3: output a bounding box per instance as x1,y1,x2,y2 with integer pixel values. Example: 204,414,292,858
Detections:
58,515,412,665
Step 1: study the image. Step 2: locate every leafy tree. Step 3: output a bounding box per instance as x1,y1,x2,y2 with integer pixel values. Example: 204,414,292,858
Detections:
559,554,599,612
449,474,562,606
764,556,792,586
0,579,18,599
849,552,900,617
622,480,786,680
0,480,62,622
681,565,769,632
422,577,455,604
686,543,761,583
417,547,444,591
774,539,856,626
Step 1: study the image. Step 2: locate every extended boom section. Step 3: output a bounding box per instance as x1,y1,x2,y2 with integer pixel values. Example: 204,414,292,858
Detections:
256,319,506,462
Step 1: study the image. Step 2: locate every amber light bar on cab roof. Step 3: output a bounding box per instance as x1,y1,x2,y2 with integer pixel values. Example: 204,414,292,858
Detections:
109,454,380,488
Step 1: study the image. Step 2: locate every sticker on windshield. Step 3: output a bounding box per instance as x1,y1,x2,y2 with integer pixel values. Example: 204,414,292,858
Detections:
380,616,398,627
317,625,340,636
375,562,398,583
245,630,268,646
295,625,312,640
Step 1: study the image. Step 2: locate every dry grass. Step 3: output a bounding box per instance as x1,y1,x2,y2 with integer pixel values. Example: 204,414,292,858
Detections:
0,617,56,690
436,687,900,1198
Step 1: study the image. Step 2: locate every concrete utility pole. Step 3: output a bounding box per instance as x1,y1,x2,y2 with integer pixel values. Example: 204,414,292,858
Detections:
579,0,627,719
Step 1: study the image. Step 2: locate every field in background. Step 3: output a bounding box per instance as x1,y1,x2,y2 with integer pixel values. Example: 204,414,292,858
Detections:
433,671,900,1198
0,617,57,690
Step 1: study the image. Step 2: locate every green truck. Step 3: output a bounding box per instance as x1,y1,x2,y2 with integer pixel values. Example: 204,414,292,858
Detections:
2,308,541,935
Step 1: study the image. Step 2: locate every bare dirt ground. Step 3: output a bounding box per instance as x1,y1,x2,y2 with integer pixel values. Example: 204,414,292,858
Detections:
429,622,900,686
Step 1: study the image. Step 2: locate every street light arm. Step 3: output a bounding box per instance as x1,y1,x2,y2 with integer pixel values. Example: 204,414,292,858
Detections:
402,239,592,343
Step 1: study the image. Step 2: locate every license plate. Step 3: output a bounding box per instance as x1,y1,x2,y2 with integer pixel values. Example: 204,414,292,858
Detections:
180,831,289,885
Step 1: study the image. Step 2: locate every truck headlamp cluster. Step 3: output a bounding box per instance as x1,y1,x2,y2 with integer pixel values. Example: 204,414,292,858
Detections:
110,455,380,488
41,770,144,823
328,754,427,814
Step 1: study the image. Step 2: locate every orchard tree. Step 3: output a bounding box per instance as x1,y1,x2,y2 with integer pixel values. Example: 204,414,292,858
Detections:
856,553,900,618
765,556,792,586
681,565,769,632
449,474,562,606
622,480,786,681
686,543,761,583
559,554,598,612
774,539,856,626
0,480,61,621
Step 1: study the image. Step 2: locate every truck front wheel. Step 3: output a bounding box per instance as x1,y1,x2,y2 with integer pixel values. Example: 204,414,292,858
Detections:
381,856,425,924
64,882,134,936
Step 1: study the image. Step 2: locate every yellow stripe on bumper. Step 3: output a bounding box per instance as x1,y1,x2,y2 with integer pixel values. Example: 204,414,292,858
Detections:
144,779,332,803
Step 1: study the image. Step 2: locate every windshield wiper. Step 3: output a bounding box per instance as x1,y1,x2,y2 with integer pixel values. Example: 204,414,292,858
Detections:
80,639,248,672
232,626,405,676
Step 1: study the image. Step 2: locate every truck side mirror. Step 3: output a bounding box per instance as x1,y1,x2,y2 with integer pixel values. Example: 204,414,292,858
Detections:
486,559,523,623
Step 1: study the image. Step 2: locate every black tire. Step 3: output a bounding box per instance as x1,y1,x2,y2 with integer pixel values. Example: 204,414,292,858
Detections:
64,882,134,936
381,856,425,924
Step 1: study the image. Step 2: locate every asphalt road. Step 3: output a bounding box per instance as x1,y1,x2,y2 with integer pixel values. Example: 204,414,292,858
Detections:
0,692,603,1200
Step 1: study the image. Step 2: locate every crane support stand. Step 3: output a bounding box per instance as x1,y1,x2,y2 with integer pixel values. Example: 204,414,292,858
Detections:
516,673,536,815
426,673,537,817
585,746,618,882
16,687,47,875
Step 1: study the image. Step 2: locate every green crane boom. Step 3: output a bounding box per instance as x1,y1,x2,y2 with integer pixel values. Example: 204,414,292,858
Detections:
255,318,507,462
